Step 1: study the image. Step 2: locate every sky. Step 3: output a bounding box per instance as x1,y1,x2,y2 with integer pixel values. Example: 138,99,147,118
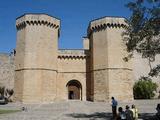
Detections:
0,0,131,53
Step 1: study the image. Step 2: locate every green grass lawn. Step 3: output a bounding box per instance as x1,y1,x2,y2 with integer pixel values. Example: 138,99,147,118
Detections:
0,109,21,114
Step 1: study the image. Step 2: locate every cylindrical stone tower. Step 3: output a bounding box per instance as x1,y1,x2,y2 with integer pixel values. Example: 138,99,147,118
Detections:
88,17,133,102
14,14,60,103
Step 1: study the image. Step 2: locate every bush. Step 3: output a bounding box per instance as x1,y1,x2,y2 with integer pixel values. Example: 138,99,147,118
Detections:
133,77,158,99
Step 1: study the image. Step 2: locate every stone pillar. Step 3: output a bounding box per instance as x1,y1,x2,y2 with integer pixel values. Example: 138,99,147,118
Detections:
83,37,89,50
88,17,133,102
14,14,60,103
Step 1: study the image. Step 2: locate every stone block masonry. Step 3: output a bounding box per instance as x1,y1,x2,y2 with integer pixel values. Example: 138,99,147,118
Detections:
1,14,159,103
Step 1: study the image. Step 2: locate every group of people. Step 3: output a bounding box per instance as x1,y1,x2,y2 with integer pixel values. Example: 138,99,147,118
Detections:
111,97,138,120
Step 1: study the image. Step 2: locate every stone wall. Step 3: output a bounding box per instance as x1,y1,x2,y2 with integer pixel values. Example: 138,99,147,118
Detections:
57,49,90,101
0,14,159,103
0,53,14,89
14,14,60,103
133,52,160,97
88,17,133,102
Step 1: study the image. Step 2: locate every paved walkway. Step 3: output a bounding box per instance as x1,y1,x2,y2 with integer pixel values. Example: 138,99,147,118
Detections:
0,100,159,120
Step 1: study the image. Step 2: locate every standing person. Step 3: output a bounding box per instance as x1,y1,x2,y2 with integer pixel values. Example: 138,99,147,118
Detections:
117,107,126,120
131,104,138,120
125,105,133,120
111,97,118,119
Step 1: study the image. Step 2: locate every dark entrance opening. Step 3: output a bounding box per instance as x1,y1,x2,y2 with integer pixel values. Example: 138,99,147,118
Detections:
69,91,74,99
67,80,82,100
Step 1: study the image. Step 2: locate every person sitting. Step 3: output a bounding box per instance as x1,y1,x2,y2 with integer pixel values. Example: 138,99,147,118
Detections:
155,104,160,119
117,107,126,120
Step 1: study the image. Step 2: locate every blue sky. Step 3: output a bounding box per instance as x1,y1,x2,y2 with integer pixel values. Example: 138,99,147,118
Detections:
0,0,131,53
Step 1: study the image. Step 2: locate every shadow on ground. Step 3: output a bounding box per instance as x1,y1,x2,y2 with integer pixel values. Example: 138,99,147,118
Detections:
139,113,158,120
67,112,157,120
66,112,112,119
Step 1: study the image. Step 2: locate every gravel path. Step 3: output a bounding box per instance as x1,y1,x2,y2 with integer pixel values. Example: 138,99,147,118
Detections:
0,100,159,120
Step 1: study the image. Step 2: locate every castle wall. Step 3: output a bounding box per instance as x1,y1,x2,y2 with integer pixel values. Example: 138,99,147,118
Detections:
89,29,109,102
133,53,160,96
0,14,159,103
14,14,60,103
56,50,89,101
133,53,160,80
88,17,133,102
106,26,133,101
0,53,14,89
83,37,89,50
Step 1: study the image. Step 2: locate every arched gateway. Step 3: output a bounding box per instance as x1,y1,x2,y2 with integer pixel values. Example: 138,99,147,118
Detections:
13,14,134,103
66,80,82,100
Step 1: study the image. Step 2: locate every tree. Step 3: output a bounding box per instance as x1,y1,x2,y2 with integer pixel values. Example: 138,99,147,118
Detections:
5,89,14,102
133,76,158,99
124,0,160,76
0,86,14,103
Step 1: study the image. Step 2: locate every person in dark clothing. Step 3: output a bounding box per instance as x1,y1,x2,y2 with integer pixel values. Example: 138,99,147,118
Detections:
125,105,133,120
155,104,160,119
117,107,126,120
150,104,160,120
111,97,118,119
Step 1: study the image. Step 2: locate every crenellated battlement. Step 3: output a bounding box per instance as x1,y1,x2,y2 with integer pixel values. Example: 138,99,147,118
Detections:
16,14,60,31
14,14,61,103
11,14,135,103
88,17,127,36
58,49,89,60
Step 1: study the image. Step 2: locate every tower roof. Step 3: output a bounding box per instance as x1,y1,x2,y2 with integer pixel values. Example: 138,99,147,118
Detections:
16,14,60,36
87,16,127,36
16,13,60,21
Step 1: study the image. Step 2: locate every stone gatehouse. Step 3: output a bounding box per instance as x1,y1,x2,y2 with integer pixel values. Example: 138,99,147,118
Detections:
0,14,159,103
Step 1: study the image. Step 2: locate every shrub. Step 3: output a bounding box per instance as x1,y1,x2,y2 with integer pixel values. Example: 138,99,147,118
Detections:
133,77,158,99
